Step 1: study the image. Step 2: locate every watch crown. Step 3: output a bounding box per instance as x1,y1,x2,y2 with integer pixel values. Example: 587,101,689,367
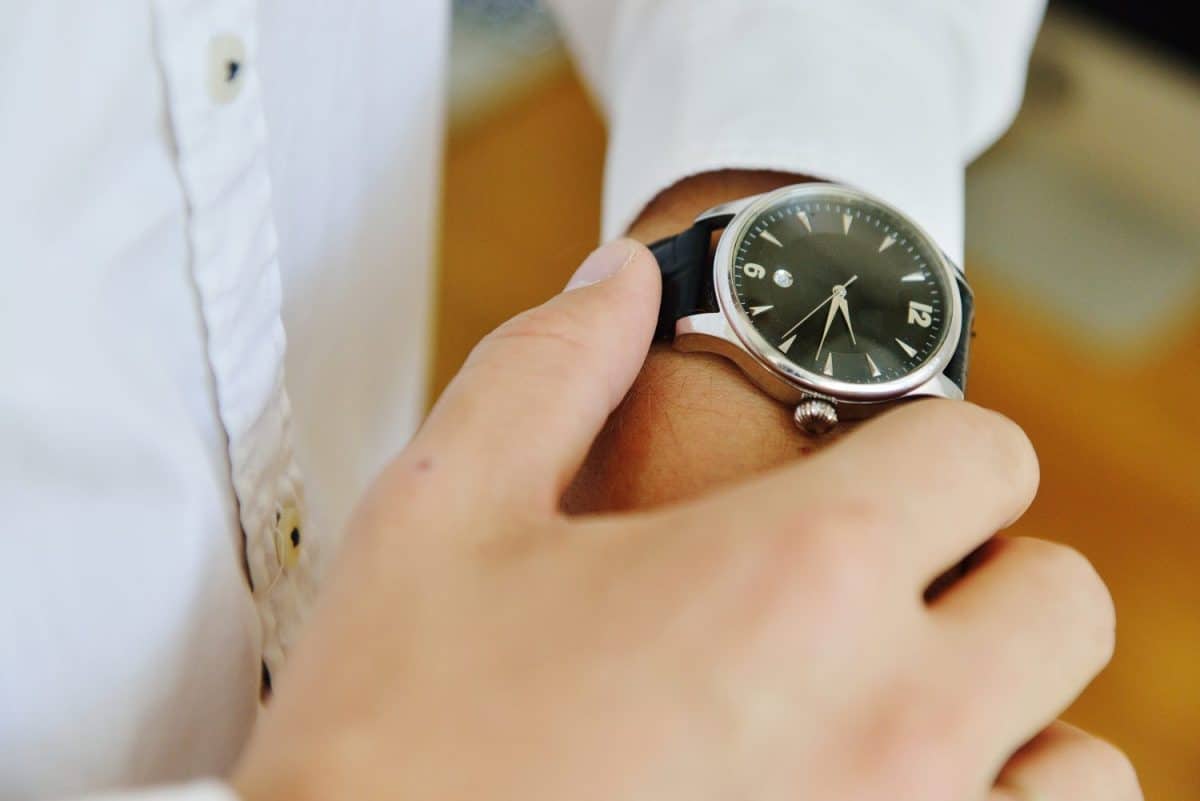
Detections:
794,398,838,435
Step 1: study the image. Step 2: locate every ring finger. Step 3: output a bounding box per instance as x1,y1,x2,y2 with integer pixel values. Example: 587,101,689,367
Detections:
990,721,1141,801
930,537,1116,760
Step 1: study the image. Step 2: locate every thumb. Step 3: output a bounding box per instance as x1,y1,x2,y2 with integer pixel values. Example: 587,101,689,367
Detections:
409,239,661,516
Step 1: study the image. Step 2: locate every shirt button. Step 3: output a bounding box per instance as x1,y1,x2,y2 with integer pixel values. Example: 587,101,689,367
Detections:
274,504,302,572
208,34,246,104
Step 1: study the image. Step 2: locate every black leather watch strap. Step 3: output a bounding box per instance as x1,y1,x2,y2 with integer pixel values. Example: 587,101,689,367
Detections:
943,273,974,393
648,221,722,341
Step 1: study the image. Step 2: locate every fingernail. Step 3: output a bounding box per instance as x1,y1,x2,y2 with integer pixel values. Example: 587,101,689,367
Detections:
565,239,635,291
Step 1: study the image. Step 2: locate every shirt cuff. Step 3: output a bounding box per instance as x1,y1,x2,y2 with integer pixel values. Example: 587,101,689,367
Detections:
601,0,967,263
70,780,240,801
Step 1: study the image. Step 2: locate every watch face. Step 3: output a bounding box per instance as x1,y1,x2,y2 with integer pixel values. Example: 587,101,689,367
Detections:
722,186,956,393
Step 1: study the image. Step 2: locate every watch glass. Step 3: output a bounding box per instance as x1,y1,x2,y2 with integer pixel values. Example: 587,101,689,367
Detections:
726,186,955,389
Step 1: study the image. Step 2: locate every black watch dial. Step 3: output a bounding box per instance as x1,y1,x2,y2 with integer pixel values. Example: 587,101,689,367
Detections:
729,189,954,386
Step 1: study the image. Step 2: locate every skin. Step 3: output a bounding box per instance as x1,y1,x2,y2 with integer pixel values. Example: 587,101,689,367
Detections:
233,214,1141,799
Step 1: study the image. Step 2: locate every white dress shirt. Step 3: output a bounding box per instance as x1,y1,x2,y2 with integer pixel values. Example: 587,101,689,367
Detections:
0,1,1044,799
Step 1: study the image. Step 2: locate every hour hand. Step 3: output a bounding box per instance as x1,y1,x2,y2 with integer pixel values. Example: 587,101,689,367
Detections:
835,296,857,346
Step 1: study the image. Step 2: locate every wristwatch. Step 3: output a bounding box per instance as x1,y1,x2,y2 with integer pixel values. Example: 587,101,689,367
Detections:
649,183,973,434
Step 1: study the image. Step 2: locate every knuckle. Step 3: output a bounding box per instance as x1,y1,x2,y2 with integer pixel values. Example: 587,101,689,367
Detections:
480,303,590,361
987,413,1040,502
462,303,602,413
973,409,1038,486
743,525,818,615
729,517,880,655
917,402,1040,501
865,689,975,801
910,734,974,801
1034,541,1117,665
809,498,893,541
799,504,890,609
1083,736,1142,800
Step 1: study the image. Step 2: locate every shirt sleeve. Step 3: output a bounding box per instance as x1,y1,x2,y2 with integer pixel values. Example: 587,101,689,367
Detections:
543,0,1046,263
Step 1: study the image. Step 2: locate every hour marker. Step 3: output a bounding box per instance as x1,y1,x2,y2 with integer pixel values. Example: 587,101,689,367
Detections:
878,235,896,253
900,271,925,283
796,211,812,232
773,269,794,288
779,335,797,354
842,214,853,235
865,353,882,377
823,353,834,375
749,305,774,317
761,230,783,247
895,338,918,358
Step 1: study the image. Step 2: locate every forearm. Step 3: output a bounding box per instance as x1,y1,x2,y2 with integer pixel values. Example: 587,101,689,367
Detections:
565,171,854,513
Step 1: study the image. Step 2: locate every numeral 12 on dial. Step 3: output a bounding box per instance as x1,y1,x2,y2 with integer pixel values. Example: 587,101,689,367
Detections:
907,301,934,328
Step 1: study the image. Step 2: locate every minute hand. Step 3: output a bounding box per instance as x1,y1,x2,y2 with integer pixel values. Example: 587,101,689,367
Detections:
814,295,841,363
779,275,858,341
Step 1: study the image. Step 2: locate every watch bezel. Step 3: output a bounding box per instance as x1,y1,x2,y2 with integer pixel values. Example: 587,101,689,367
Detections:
712,183,964,402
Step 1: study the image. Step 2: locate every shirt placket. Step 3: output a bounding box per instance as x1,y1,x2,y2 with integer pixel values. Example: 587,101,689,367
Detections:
151,0,318,679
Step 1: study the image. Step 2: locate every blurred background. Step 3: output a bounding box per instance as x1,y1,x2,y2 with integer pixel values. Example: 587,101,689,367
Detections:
436,2,1200,797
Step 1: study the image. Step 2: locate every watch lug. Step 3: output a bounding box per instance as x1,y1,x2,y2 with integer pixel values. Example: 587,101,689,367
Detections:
901,371,964,402
674,312,809,404
694,193,764,228
941,248,968,282
674,312,740,354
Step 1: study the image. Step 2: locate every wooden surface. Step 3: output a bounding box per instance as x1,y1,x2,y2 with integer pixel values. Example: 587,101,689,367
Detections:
433,69,1200,800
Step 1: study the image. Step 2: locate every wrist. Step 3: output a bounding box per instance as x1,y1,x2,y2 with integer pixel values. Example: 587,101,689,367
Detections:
627,169,812,245
564,342,814,513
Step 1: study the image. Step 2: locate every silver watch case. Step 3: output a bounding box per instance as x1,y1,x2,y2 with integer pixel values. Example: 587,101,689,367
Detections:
675,183,966,419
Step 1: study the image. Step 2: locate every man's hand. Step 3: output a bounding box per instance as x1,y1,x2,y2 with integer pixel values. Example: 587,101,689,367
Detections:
231,240,1136,801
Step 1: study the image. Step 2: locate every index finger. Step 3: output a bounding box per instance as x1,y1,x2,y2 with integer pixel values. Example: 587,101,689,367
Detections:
674,399,1040,594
